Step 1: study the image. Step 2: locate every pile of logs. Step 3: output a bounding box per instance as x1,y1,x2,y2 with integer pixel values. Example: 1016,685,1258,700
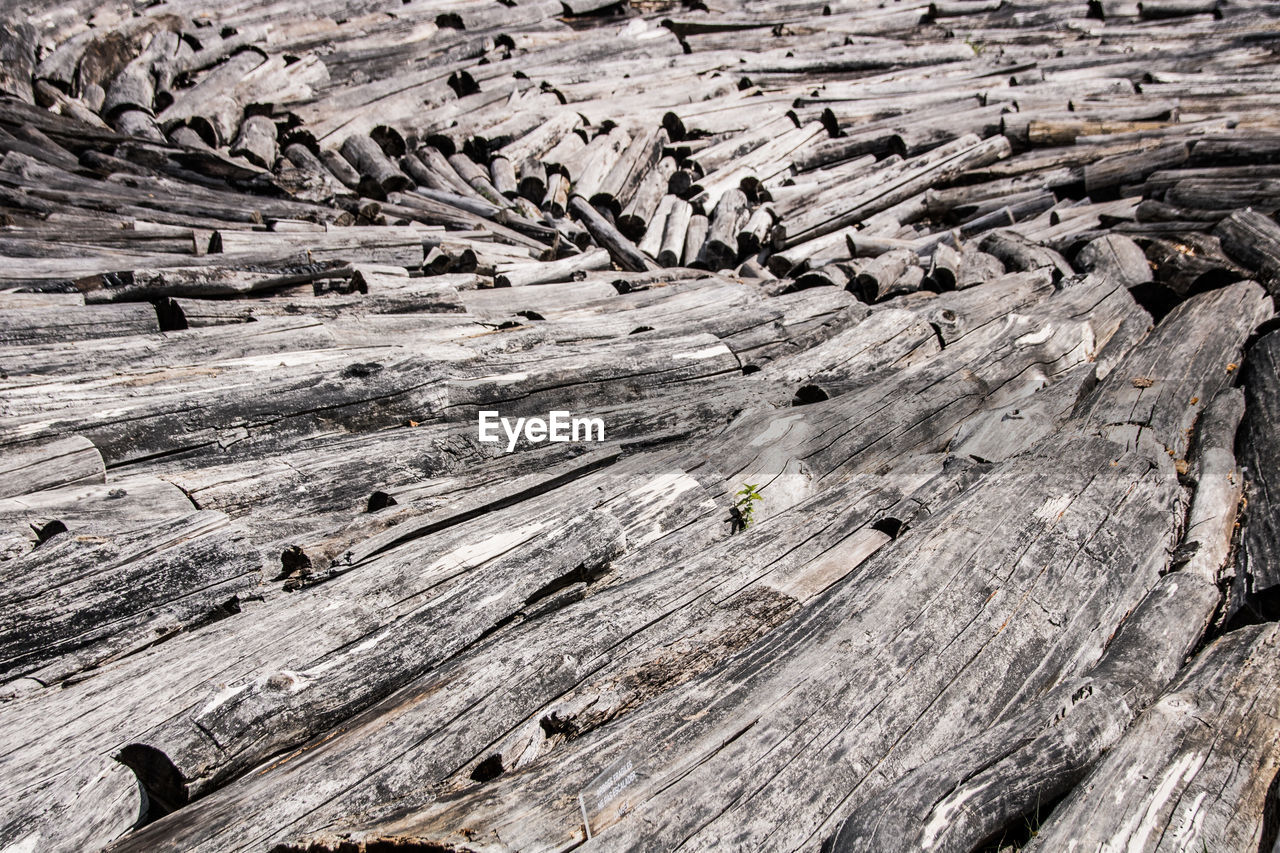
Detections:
2,0,1280,851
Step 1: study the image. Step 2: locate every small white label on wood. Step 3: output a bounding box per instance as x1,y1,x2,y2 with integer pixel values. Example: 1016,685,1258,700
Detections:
579,752,642,839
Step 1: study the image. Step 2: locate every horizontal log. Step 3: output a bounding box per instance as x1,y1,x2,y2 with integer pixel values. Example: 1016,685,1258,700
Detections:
0,303,159,345
495,247,611,287
0,474,194,560
978,230,1073,281
1143,234,1246,298
120,509,624,806
782,134,1013,247
0,436,104,499
74,264,351,303
1,510,262,685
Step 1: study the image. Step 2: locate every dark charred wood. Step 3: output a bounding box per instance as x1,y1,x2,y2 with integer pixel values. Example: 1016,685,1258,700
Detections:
1134,197,1232,223
1084,141,1190,195
736,205,774,259
1214,208,1280,291
1,511,262,685
1233,329,1280,621
516,155,546,202
1143,234,1247,299
1138,0,1222,19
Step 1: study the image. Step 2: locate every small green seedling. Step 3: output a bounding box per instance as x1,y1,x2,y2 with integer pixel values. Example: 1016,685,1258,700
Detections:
732,483,764,532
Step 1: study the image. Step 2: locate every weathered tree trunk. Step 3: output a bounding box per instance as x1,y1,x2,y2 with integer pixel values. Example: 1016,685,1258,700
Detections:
568,195,656,273
1215,208,1280,292
1028,622,1280,852
1234,329,1280,622
1,511,262,685
0,435,104,498
340,134,413,200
